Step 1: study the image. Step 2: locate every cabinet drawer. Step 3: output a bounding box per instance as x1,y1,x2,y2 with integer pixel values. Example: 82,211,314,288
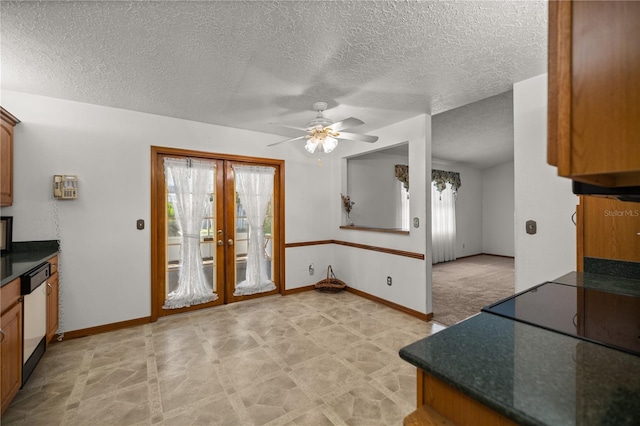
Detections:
1,278,20,314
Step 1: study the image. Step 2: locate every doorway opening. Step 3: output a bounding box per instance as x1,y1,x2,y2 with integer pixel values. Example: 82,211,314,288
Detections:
150,147,285,321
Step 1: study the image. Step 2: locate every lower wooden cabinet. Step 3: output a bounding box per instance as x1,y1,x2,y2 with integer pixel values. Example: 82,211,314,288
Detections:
46,255,60,344
580,196,640,263
46,271,59,344
407,369,517,426
1,278,23,415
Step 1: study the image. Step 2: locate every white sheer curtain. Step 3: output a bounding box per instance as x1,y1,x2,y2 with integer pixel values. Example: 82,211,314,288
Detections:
432,182,457,264
163,158,217,309
399,182,410,231
233,165,276,296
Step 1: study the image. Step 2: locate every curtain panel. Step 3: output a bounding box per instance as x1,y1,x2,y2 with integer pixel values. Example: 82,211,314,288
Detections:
432,169,461,194
163,158,218,309
232,165,276,296
431,183,457,264
394,164,409,191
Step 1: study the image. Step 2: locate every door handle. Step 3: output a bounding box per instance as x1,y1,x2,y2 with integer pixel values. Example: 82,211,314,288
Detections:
228,239,234,246
217,240,223,246
47,282,52,295
0,329,5,344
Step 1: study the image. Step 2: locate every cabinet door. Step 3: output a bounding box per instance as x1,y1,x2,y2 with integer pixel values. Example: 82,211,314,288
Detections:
1,301,22,414
548,1,640,186
46,272,59,344
582,196,640,262
0,120,13,206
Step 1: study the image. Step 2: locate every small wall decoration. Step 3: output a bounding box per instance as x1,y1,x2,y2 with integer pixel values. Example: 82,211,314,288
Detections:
340,193,355,225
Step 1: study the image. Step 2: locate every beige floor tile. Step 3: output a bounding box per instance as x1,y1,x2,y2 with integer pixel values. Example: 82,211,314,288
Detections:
326,380,407,426
4,290,445,426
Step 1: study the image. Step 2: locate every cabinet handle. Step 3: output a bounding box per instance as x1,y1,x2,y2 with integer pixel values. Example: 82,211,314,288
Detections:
227,239,234,246
47,282,52,295
0,329,5,344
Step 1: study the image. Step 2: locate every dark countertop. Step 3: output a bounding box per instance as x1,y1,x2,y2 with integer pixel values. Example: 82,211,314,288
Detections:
400,312,640,426
551,271,640,297
1,241,59,287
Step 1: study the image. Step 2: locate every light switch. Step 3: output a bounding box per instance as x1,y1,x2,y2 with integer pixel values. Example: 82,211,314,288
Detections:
137,219,145,230
526,220,537,235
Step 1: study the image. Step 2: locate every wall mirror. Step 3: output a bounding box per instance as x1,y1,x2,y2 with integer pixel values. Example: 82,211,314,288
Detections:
344,143,410,233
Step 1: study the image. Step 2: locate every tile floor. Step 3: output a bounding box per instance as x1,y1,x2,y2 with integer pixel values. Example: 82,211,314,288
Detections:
3,290,446,426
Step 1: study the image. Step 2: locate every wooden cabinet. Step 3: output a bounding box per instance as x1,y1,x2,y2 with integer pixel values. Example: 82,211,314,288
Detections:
1,278,23,415
579,196,640,264
0,107,19,206
406,369,517,426
548,1,640,186
46,256,59,344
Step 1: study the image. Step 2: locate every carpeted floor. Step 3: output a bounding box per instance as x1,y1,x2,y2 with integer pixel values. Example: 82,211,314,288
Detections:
432,254,515,326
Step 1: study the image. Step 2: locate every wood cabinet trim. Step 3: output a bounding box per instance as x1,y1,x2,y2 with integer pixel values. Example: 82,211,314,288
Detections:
0,107,20,126
548,0,573,175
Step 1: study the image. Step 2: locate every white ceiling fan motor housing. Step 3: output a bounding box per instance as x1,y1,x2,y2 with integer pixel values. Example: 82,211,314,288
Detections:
305,101,333,130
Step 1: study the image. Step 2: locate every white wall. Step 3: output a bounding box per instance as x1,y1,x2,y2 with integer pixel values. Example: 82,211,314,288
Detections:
333,115,431,315
482,161,515,256
432,161,483,258
1,90,337,331
347,151,408,229
513,75,577,292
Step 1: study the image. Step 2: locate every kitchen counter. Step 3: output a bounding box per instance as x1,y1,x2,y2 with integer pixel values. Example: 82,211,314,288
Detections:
1,240,59,287
400,312,640,425
551,271,640,297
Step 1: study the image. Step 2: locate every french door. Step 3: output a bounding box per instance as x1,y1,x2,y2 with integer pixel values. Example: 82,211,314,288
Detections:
151,147,284,320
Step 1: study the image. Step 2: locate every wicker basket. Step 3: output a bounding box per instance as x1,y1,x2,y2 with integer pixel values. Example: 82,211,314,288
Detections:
314,265,346,293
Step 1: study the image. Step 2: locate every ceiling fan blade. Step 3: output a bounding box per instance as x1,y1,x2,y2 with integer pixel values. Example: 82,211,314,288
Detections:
268,122,309,137
267,135,308,147
328,117,364,132
338,132,379,143
269,122,309,132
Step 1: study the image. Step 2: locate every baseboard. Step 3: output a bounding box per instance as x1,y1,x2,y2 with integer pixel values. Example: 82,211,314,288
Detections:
57,316,152,342
282,284,316,295
345,286,432,322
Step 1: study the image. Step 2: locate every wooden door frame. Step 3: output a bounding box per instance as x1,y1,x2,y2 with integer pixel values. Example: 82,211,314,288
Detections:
150,146,285,322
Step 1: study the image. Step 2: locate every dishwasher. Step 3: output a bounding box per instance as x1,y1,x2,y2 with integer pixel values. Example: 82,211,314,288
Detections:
21,261,50,386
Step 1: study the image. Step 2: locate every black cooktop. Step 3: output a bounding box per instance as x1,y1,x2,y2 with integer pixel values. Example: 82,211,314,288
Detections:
482,282,640,356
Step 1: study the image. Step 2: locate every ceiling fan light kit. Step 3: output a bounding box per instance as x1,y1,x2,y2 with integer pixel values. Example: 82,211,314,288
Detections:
268,101,379,153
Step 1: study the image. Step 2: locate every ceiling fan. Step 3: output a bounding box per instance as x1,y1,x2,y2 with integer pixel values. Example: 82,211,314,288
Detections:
268,102,378,153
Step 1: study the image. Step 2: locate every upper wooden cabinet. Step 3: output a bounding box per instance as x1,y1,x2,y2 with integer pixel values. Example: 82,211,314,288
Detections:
548,1,640,187
1,107,20,207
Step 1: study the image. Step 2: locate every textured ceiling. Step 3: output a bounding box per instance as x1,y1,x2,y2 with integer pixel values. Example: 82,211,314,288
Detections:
1,1,547,166
433,90,514,170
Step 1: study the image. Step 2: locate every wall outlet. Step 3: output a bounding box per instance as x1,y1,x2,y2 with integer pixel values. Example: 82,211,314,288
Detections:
387,276,392,286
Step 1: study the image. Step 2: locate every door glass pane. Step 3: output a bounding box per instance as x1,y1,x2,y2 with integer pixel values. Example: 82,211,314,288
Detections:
165,167,217,302
264,199,273,280
234,188,274,289
235,193,248,286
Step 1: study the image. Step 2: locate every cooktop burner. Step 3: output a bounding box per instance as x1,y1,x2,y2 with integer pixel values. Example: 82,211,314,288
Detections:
482,282,640,356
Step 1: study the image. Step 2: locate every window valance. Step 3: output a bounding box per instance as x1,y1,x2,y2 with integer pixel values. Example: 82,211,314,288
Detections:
432,169,461,193
395,165,409,191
